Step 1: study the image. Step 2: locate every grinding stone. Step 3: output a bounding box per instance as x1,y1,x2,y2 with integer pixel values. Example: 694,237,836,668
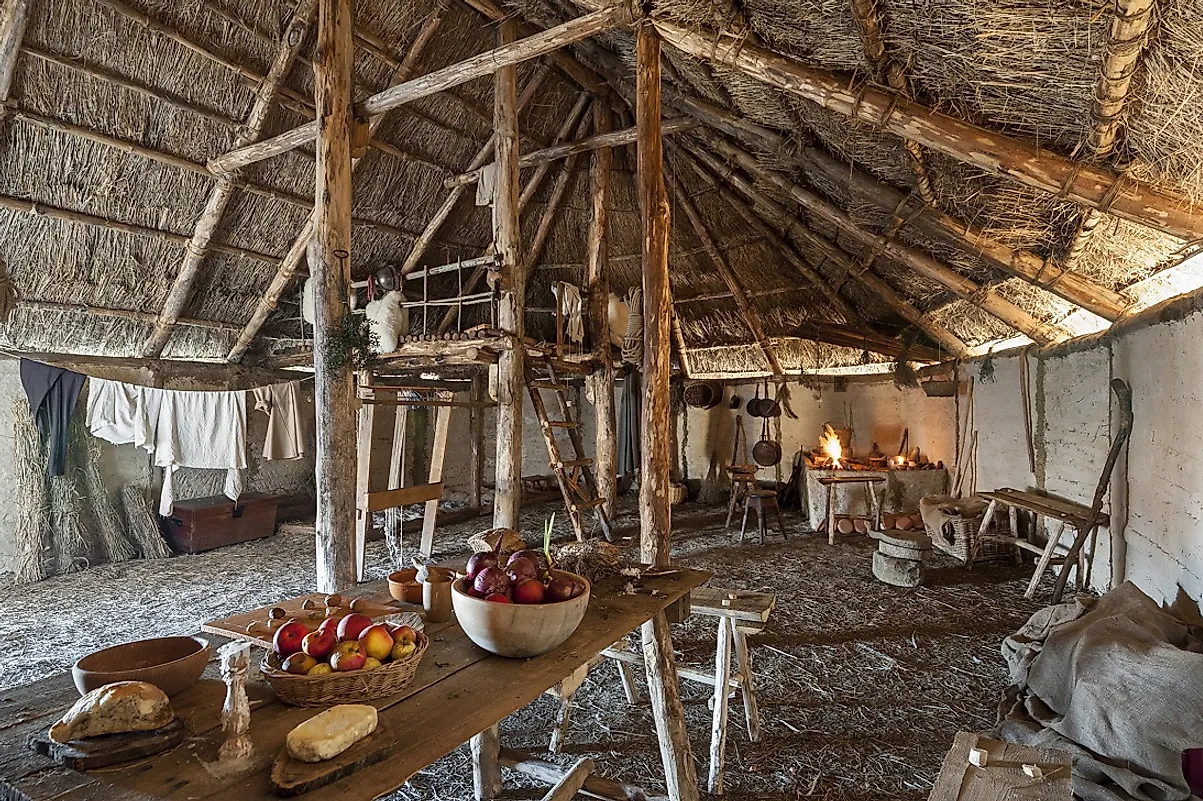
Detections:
872,551,924,588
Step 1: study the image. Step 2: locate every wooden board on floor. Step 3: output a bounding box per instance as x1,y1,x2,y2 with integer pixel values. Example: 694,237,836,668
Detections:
200,587,404,648
928,731,1072,801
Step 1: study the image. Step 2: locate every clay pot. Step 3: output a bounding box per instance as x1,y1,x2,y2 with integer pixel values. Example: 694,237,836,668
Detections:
895,515,915,531
853,518,869,535
836,518,856,535
881,513,897,530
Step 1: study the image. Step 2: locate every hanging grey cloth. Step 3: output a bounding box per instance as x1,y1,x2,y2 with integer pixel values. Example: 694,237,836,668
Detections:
20,359,85,477
617,365,641,479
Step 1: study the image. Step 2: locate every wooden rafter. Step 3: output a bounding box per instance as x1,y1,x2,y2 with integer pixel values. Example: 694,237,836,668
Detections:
683,143,970,357
225,6,444,363
209,4,632,176
523,125,590,284
445,118,696,188
672,93,1128,321
0,0,31,111
648,17,1203,241
141,0,316,357
664,151,787,382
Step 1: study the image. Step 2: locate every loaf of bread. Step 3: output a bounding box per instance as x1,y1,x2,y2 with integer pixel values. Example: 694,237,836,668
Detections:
50,681,175,743
285,704,378,763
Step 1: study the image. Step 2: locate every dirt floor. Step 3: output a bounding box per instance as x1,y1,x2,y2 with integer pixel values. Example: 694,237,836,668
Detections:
0,498,1051,800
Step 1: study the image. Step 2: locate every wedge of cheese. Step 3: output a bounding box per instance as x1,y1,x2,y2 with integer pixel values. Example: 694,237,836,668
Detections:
285,704,378,763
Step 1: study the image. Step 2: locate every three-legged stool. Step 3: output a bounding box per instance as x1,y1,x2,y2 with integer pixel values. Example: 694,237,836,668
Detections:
738,489,787,543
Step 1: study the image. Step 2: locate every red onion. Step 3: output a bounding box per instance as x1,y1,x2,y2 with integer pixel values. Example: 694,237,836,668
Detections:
512,578,546,604
506,555,538,583
473,566,510,597
510,548,550,572
465,551,498,580
545,575,575,603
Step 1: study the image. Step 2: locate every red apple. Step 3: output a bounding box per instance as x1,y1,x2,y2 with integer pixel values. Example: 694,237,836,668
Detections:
484,593,511,603
302,628,336,659
272,619,307,656
330,641,366,672
359,624,395,661
336,613,373,642
317,616,341,634
390,625,418,645
282,652,317,675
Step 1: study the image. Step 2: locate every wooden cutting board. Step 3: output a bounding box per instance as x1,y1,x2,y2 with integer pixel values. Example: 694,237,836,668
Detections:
269,721,394,797
201,590,405,648
29,719,186,770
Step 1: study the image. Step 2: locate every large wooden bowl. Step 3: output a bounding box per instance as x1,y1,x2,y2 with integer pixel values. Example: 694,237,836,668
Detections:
72,636,210,697
451,571,590,658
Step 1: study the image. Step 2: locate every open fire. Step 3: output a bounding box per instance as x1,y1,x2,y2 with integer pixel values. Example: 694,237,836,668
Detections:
818,425,843,469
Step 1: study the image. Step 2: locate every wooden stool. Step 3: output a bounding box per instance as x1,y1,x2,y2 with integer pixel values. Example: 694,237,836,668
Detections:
739,490,786,544
725,464,758,528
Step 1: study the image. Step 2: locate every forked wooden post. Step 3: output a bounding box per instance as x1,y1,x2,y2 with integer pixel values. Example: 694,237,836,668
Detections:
492,19,524,530
312,0,358,593
586,96,618,517
635,21,701,801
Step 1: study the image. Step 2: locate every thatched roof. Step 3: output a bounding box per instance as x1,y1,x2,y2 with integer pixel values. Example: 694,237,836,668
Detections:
1,0,1200,374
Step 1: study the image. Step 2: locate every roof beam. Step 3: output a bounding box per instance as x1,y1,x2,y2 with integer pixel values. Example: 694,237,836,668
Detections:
650,17,1203,241
523,117,591,284
672,91,1128,321
208,4,632,176
141,0,316,358
444,117,696,188
683,141,968,357
0,0,31,108
664,149,787,382
795,320,944,363
225,6,445,363
706,134,1067,344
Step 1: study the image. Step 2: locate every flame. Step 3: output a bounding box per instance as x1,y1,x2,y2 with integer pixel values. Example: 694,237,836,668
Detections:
819,425,843,469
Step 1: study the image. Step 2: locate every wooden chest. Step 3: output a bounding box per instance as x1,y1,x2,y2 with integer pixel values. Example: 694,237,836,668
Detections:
161,493,279,554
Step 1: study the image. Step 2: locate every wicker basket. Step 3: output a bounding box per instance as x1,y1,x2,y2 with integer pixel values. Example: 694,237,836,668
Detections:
262,633,429,707
669,482,687,505
926,512,1013,564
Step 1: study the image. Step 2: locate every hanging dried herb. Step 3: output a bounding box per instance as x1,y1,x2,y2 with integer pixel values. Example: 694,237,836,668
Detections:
325,312,379,372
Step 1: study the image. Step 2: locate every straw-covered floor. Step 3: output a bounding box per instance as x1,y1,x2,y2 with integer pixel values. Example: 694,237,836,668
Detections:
0,498,1046,799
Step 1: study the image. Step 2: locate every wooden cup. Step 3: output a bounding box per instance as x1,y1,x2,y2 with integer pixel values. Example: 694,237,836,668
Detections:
423,575,453,623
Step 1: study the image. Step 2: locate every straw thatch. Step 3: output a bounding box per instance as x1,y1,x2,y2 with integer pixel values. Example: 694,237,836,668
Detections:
2,0,1202,374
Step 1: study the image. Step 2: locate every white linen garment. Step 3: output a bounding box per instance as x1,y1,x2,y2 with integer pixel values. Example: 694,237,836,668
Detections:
87,379,247,514
250,381,312,461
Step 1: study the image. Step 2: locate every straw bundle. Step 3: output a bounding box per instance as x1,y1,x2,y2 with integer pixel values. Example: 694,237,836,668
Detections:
12,401,52,584
76,427,138,563
121,485,173,560
49,472,91,575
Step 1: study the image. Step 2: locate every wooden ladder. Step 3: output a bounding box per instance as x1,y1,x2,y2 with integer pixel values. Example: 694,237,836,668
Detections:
525,357,613,542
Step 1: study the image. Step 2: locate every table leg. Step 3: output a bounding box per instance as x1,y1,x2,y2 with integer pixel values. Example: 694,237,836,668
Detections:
1025,521,1064,600
827,485,837,546
616,657,642,704
708,617,734,795
1008,505,1022,565
641,612,700,801
732,626,761,742
549,691,574,754
472,723,502,801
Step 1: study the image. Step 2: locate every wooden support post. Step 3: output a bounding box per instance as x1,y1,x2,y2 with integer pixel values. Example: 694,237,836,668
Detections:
354,382,377,581
226,8,444,362
472,723,502,801
652,17,1203,241
312,0,357,593
664,157,785,382
500,749,647,801
469,372,485,509
586,96,618,518
209,4,631,175
419,403,453,557
642,612,700,801
0,0,31,112
637,22,673,569
141,0,315,357
492,19,525,531
708,617,733,795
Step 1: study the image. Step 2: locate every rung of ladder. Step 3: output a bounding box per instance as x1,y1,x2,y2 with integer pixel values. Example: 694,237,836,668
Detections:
530,380,569,391
555,458,592,469
546,420,580,428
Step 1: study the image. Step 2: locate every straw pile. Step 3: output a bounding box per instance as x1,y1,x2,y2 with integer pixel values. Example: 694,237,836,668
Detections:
12,400,52,584
121,485,173,560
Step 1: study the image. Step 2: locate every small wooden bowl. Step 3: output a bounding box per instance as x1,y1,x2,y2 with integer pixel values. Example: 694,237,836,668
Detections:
451,571,589,658
73,636,210,697
388,569,423,604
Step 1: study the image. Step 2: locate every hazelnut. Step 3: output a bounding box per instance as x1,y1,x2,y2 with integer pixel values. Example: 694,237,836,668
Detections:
301,598,319,610
324,594,344,608
349,598,366,612
268,607,286,620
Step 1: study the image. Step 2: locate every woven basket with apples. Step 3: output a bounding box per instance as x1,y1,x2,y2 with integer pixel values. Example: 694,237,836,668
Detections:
452,516,590,658
261,613,427,707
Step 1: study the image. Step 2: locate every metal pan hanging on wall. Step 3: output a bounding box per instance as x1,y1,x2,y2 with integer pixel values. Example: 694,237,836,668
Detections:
752,418,782,467
746,383,767,417
683,381,723,409
760,381,781,418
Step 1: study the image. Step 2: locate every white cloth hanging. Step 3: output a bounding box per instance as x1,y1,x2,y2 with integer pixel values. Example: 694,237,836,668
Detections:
251,381,313,461
476,162,498,207
87,379,246,515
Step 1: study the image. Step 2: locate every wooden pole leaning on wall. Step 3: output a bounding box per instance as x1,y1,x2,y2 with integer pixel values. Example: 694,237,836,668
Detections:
652,18,1203,242
636,22,701,801
491,18,524,532
312,0,358,593
142,0,317,358
586,95,618,518
226,6,444,363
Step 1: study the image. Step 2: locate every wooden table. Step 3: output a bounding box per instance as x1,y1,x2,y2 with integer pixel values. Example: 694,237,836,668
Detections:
976,488,1109,598
0,569,710,801
817,475,885,544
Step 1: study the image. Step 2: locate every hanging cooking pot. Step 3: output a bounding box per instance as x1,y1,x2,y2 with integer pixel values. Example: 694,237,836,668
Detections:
684,381,722,409
746,383,766,418
760,380,781,418
752,417,782,467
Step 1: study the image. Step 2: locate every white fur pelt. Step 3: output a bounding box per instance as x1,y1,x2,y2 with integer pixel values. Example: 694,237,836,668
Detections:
608,292,629,348
364,291,408,353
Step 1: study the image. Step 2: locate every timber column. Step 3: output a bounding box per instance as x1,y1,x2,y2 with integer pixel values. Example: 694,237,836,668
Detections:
491,18,524,531
312,0,357,592
587,95,618,517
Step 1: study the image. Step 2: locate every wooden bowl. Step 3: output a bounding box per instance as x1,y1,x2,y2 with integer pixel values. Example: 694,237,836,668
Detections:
73,636,210,697
451,571,590,658
388,569,423,604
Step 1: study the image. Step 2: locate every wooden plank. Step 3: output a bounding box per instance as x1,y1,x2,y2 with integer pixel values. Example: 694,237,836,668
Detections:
199,587,403,646
689,587,775,624
981,489,1108,526
500,749,650,801
364,482,444,513
419,404,453,556
544,757,594,801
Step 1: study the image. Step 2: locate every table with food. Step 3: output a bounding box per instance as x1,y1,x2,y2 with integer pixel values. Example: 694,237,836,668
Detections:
0,540,709,801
